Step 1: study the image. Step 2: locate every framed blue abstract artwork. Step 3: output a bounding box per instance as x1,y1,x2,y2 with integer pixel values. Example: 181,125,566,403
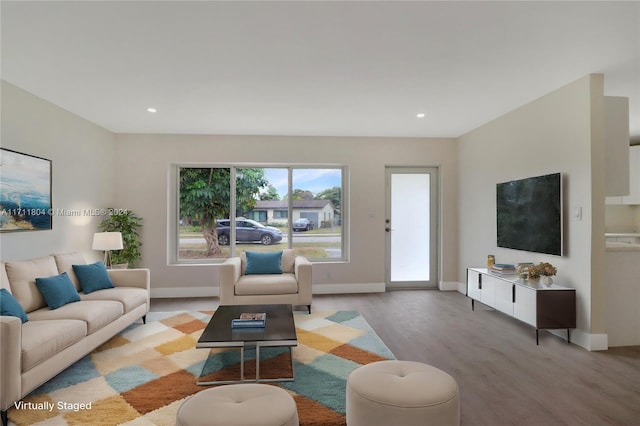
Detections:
0,148,52,232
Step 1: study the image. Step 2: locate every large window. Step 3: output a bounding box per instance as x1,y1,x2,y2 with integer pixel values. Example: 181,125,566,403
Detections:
175,165,345,263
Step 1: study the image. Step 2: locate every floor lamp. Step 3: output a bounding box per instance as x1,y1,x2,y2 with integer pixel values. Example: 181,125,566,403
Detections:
92,232,123,268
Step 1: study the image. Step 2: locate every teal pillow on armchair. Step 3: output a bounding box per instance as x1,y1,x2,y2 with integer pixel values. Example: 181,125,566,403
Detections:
245,251,283,275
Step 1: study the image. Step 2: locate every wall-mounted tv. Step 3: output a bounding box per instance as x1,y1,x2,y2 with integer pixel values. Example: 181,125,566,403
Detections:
496,172,563,256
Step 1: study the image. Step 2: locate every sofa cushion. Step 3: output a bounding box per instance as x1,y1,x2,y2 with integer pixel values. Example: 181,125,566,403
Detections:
235,273,298,296
245,251,283,275
35,272,81,309
281,249,295,274
21,319,87,372
54,252,86,291
28,300,123,334
80,287,147,313
73,262,114,294
5,256,59,312
0,288,29,323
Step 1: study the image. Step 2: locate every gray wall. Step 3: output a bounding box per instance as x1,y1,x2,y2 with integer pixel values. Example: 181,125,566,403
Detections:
113,134,459,294
457,74,607,349
1,81,115,261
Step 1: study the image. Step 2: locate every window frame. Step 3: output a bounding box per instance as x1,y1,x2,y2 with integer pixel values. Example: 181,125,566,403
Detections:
274,209,288,219
169,163,348,265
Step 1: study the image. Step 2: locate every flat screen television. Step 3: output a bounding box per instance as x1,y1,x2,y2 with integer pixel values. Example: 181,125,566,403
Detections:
496,172,563,256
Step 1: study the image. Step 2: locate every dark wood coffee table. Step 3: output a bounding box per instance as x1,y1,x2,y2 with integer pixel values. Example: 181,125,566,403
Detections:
196,304,297,385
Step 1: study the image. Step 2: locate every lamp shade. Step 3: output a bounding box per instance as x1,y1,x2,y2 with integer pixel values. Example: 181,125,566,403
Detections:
92,232,124,251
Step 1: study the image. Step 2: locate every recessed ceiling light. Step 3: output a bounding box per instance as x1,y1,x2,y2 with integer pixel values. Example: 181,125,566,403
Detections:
416,113,425,118
147,107,157,113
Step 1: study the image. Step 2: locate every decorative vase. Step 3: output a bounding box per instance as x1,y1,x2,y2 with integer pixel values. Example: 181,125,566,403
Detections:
541,276,554,286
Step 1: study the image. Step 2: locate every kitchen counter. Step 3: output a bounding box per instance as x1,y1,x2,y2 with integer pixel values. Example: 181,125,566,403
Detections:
606,242,640,251
606,233,640,250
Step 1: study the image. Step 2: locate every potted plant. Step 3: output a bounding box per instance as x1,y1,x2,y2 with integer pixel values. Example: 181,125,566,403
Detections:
98,210,142,268
527,262,557,286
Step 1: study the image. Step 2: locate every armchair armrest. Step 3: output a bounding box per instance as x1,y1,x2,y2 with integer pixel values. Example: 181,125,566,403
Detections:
219,257,241,305
0,315,22,411
294,256,312,305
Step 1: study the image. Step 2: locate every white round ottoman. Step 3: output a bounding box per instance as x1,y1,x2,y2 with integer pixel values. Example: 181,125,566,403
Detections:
346,360,459,426
176,383,299,426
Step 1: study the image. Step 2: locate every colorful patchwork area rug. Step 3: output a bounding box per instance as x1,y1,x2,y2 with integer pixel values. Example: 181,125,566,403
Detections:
7,310,394,426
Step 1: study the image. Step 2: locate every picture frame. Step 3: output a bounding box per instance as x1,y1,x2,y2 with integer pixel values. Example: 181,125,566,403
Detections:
0,148,52,232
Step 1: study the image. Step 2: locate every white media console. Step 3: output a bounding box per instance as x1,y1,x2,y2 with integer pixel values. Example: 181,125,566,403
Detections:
467,268,576,345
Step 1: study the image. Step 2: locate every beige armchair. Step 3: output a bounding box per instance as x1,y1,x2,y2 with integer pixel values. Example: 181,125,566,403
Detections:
218,249,312,313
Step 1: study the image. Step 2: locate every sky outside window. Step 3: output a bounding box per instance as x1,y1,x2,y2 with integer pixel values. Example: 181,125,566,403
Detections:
264,168,341,198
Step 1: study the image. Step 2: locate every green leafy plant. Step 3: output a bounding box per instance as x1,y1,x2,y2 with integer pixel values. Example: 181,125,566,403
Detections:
98,210,142,267
179,168,267,256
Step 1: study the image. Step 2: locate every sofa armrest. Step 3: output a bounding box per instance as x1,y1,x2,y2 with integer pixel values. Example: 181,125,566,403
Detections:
107,269,150,314
219,257,241,305
0,315,22,411
107,268,150,291
294,256,312,302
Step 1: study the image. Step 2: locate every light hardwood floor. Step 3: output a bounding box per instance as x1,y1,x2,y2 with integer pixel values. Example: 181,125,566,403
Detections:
151,291,640,426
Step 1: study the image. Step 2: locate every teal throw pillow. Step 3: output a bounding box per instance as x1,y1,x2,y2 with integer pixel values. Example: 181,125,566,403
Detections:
245,251,283,275
72,261,114,294
35,272,81,309
0,288,29,323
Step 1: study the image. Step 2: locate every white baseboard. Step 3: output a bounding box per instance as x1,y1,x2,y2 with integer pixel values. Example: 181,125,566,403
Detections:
313,282,386,294
151,287,219,298
568,331,608,351
439,281,464,292
151,282,386,298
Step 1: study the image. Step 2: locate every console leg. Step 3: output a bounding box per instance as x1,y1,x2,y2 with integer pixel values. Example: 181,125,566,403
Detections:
567,329,571,344
536,329,539,345
2,409,8,426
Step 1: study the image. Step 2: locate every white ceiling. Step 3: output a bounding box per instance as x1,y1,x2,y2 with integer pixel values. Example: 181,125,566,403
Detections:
1,1,639,139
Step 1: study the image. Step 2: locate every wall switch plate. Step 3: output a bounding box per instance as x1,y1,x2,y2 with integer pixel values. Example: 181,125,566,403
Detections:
573,206,582,220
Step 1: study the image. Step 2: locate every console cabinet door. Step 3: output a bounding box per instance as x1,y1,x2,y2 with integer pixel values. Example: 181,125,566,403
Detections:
514,285,536,326
467,269,482,300
494,279,514,316
481,275,497,308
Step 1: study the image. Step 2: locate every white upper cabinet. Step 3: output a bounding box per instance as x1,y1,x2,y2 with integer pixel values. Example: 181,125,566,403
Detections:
608,146,640,205
604,96,630,201
621,146,640,204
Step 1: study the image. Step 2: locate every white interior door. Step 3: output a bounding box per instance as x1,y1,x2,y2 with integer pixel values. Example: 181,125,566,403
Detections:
385,167,438,289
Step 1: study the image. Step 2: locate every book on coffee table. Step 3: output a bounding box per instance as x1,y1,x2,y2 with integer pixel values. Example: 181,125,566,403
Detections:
231,312,266,328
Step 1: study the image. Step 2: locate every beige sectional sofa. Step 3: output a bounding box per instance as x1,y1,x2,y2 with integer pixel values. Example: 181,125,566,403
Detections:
0,252,150,425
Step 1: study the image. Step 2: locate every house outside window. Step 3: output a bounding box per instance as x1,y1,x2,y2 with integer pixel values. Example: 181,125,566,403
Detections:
274,209,288,219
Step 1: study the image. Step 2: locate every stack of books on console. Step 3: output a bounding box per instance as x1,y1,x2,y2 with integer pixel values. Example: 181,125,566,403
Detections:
231,312,266,328
490,264,516,275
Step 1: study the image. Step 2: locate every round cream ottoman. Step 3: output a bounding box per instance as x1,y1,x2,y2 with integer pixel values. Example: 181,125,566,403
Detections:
346,360,459,426
176,383,299,426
